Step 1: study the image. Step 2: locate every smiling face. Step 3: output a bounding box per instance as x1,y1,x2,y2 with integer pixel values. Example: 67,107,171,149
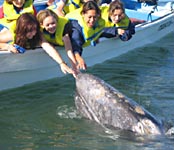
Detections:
82,9,99,28
109,9,125,24
26,25,37,39
42,16,57,34
12,0,25,8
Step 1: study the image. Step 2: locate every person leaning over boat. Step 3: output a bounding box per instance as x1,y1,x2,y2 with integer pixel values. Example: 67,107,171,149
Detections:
100,0,135,40
0,0,36,20
65,1,105,70
36,9,78,74
0,13,75,75
47,0,99,17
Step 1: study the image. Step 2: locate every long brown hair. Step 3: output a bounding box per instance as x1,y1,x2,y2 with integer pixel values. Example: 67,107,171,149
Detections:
14,13,41,49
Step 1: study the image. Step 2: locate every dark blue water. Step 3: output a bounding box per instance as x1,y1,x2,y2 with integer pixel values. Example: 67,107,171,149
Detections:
1,33,174,150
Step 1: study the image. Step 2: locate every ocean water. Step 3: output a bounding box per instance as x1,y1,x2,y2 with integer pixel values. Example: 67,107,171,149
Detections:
1,33,174,150
1,0,174,150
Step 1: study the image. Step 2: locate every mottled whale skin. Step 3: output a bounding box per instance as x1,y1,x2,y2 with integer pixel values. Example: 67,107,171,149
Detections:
75,73,164,135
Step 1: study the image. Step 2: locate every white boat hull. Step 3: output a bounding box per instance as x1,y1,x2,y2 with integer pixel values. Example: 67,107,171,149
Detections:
0,6,174,91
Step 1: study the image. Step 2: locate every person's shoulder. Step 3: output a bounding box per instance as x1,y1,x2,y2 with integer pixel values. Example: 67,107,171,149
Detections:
69,20,82,32
69,20,79,26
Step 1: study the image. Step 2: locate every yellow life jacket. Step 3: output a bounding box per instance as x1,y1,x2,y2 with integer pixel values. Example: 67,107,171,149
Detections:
47,0,82,15
3,0,34,21
47,2,58,14
0,18,16,43
66,8,105,47
64,0,82,14
41,17,69,46
100,5,130,29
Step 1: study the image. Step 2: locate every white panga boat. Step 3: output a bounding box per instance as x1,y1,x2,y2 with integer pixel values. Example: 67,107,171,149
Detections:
0,0,174,91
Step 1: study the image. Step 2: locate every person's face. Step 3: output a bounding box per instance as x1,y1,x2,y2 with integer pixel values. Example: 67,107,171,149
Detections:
42,16,57,34
12,0,25,8
110,9,124,24
82,10,99,28
26,25,37,39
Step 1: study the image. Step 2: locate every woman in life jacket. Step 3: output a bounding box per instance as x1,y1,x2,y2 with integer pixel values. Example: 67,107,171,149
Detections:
36,9,78,74
0,13,75,75
100,0,135,41
66,1,105,70
0,0,36,20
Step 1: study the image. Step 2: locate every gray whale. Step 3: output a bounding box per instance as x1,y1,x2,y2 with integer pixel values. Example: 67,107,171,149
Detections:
75,73,165,135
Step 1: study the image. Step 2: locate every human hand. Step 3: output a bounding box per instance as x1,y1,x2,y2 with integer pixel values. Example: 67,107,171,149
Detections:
59,62,75,75
13,44,26,53
71,62,81,78
75,53,87,70
7,44,19,53
117,28,125,35
77,57,87,70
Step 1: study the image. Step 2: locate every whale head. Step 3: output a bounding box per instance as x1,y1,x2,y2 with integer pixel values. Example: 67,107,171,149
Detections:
75,73,164,135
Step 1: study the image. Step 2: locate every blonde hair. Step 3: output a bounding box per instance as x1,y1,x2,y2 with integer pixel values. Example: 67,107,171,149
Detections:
36,9,58,24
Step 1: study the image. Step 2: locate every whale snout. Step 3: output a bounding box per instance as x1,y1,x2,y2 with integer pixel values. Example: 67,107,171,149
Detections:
133,119,164,135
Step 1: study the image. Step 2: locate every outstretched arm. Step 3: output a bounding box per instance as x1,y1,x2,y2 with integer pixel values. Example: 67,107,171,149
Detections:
0,29,13,43
40,37,75,75
70,20,87,70
62,33,78,73
74,52,87,70
55,0,66,17
0,29,19,53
